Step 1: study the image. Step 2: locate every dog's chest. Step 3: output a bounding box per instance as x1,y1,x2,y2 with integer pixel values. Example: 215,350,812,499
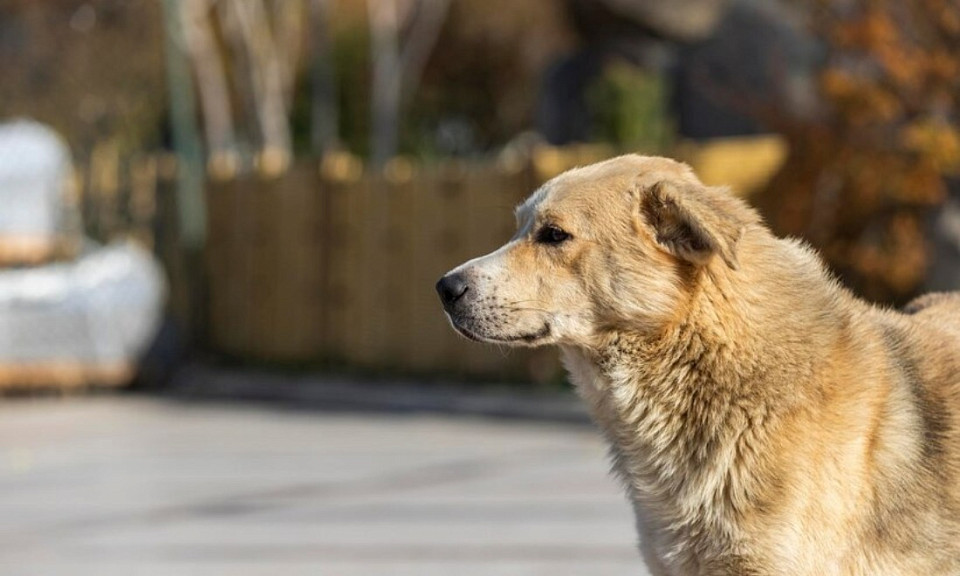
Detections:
560,347,608,415
560,346,643,443
559,346,674,499
559,346,751,573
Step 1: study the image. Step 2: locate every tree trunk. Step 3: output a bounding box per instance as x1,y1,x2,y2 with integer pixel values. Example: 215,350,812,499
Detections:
310,0,340,156
221,0,293,176
368,0,403,169
368,0,451,169
179,0,238,179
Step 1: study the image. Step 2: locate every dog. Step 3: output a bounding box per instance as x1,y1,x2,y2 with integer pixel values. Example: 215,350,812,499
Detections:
436,155,960,575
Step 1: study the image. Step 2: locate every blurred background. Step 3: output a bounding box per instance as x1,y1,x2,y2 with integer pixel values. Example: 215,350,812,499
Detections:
0,0,958,574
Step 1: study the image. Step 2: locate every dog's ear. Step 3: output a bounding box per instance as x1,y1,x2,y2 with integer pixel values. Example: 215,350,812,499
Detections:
640,180,745,270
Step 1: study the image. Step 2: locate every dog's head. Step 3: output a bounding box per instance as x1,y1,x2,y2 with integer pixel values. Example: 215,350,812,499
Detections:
436,155,757,348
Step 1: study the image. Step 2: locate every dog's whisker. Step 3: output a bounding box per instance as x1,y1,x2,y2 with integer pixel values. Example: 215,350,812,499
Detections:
504,299,546,306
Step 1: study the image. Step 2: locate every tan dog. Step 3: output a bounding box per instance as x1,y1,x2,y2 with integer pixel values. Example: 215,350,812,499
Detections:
436,155,960,575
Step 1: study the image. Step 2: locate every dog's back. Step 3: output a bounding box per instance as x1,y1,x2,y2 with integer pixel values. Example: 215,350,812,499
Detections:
840,293,960,574
901,291,960,516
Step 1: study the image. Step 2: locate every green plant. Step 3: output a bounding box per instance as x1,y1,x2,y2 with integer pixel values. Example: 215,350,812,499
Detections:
586,61,673,153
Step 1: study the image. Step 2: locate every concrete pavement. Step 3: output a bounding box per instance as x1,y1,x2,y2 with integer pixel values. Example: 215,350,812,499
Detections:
0,395,648,575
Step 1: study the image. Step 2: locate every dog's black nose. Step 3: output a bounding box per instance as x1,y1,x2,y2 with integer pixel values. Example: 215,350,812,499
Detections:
436,273,469,308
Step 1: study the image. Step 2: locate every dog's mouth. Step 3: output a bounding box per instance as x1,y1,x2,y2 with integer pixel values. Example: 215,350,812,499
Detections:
449,318,551,345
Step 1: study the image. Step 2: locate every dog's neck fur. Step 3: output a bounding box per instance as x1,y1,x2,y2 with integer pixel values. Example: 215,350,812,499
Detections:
561,232,848,571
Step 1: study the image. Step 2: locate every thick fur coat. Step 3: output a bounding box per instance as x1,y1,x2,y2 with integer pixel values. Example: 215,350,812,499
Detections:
437,155,960,575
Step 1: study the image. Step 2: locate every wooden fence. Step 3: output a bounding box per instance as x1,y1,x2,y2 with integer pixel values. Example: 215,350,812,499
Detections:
205,156,561,382
76,137,786,383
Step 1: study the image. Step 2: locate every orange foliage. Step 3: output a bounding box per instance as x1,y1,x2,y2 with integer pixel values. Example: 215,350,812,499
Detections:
757,0,960,303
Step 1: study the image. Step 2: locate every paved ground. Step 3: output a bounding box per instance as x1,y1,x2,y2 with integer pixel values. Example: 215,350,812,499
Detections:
0,395,648,575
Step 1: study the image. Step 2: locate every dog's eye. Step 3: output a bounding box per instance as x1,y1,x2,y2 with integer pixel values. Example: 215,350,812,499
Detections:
536,225,571,245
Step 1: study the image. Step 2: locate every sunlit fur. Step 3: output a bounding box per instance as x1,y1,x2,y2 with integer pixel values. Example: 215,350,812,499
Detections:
440,154,960,575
